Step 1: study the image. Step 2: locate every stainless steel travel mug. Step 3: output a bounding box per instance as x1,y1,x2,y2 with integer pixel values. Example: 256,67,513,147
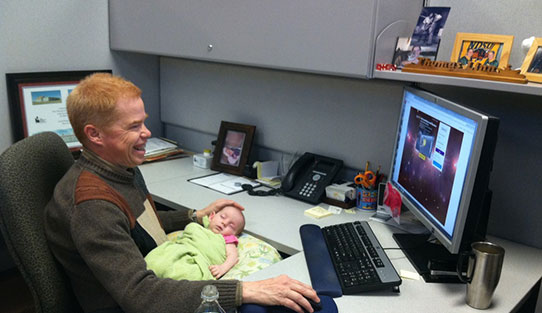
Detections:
457,241,505,309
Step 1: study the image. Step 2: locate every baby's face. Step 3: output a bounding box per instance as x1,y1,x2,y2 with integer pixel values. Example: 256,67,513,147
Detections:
209,206,245,236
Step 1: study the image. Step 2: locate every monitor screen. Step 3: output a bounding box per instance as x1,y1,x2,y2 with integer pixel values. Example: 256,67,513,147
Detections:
390,87,498,259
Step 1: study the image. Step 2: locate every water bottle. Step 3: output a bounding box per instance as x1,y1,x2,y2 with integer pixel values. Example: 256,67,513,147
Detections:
194,285,226,313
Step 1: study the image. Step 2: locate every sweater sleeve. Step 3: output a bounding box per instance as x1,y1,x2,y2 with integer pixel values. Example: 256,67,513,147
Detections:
71,199,241,313
157,208,193,233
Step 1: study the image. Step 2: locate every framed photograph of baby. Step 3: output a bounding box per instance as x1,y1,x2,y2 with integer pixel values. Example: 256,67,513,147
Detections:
211,121,256,175
451,33,514,69
520,37,542,83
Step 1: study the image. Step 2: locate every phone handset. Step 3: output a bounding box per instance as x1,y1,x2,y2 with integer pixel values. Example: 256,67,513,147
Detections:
281,153,313,192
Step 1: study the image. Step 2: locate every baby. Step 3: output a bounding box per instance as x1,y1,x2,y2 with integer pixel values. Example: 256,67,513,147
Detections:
144,205,245,280
207,205,245,278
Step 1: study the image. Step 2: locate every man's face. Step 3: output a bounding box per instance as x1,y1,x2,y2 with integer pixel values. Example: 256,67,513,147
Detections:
488,51,495,60
209,206,244,236
99,97,151,168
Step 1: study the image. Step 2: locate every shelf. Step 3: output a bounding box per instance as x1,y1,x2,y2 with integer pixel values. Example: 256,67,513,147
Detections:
373,70,542,96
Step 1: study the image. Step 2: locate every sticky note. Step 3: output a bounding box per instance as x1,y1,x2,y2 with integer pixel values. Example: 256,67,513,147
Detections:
328,205,342,215
400,269,420,281
304,206,333,219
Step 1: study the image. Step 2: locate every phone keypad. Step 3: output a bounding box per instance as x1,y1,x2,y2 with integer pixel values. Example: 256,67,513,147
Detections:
299,182,317,198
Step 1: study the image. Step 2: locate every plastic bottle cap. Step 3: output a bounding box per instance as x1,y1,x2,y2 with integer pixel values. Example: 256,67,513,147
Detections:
201,285,219,301
203,149,211,156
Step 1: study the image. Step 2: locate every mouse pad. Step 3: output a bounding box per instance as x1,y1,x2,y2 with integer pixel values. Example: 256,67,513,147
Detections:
239,295,337,313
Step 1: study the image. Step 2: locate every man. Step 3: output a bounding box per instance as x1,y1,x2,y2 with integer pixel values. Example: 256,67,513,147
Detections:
44,73,318,313
400,45,422,67
458,48,474,65
484,50,499,67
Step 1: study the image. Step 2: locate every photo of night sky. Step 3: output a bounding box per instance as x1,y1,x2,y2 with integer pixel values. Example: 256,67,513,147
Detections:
397,107,464,225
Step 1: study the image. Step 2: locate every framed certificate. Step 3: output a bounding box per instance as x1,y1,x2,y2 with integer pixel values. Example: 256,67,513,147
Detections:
6,70,111,150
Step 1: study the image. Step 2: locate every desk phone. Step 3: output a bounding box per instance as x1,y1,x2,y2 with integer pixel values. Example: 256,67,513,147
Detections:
282,152,343,204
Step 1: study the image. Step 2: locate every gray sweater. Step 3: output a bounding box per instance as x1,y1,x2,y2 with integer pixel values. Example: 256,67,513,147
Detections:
44,149,241,313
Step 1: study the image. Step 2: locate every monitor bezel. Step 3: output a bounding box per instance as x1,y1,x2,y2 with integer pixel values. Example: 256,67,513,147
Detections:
389,86,490,254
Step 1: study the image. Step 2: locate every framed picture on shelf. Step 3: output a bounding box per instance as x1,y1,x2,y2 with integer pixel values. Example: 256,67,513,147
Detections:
411,7,450,48
520,37,542,83
211,121,256,176
392,37,440,69
6,70,111,151
451,33,514,69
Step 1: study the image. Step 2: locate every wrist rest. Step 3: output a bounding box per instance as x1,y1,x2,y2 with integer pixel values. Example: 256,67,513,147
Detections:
239,294,337,313
299,224,342,298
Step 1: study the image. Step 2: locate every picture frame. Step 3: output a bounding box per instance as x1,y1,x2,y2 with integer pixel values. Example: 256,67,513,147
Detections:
211,121,256,176
392,37,440,69
520,37,542,83
6,70,112,151
451,33,514,69
411,7,451,48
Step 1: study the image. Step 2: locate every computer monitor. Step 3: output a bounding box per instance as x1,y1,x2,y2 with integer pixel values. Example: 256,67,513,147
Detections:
389,86,499,282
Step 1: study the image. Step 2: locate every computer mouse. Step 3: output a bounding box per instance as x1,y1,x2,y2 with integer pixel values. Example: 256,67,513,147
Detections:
304,297,322,312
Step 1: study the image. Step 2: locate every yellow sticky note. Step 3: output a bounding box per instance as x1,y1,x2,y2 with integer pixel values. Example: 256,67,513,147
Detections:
400,269,420,281
304,206,332,219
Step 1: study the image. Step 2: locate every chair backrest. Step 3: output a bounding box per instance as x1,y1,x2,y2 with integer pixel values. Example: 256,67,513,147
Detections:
0,132,82,313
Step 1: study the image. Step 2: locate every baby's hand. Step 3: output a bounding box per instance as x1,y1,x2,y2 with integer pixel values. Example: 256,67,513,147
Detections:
209,265,227,279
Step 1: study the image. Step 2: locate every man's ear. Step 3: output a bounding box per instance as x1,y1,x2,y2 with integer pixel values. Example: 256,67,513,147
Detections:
84,124,104,146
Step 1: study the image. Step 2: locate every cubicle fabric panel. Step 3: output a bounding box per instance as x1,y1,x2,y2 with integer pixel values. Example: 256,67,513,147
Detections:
166,231,282,280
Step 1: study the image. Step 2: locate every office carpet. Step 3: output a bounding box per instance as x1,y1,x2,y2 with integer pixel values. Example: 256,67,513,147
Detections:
0,268,34,313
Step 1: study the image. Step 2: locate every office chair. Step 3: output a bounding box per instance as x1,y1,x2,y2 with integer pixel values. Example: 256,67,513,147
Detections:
0,132,82,313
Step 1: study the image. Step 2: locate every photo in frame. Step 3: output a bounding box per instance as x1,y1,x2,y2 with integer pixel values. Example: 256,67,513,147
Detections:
393,37,440,69
211,121,256,176
6,70,112,150
411,7,451,47
451,33,514,69
520,37,542,83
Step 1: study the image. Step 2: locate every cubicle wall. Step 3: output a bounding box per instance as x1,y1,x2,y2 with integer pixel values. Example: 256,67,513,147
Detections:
426,0,542,70
160,56,542,252
160,58,405,171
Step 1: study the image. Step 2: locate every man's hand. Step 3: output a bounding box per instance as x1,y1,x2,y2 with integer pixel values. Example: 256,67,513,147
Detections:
197,199,245,224
242,275,320,313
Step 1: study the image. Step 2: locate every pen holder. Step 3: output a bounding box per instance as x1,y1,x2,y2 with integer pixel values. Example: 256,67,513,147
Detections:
356,187,377,211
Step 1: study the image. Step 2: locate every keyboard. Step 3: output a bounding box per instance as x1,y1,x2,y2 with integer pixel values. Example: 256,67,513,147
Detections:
300,221,401,296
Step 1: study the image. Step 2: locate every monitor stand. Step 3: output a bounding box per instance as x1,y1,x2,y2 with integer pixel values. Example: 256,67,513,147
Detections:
392,233,465,283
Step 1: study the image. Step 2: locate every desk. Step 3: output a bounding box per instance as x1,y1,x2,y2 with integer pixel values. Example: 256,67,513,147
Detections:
141,158,542,313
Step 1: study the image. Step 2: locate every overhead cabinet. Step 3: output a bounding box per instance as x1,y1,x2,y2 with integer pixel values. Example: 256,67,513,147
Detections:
109,0,422,78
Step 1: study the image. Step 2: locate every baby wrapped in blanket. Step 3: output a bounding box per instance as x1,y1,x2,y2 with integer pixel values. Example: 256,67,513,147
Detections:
145,206,245,280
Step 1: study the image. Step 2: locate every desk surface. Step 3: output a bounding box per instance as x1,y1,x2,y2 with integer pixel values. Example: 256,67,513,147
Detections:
140,158,542,313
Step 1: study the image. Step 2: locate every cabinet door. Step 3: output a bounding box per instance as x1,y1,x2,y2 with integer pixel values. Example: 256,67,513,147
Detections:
110,0,376,77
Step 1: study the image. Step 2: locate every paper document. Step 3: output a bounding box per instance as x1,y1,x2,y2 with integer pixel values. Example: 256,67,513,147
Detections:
253,161,281,187
145,137,178,157
189,173,259,195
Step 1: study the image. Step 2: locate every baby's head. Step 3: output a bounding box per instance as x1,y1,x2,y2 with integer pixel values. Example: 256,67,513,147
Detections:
208,206,245,236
